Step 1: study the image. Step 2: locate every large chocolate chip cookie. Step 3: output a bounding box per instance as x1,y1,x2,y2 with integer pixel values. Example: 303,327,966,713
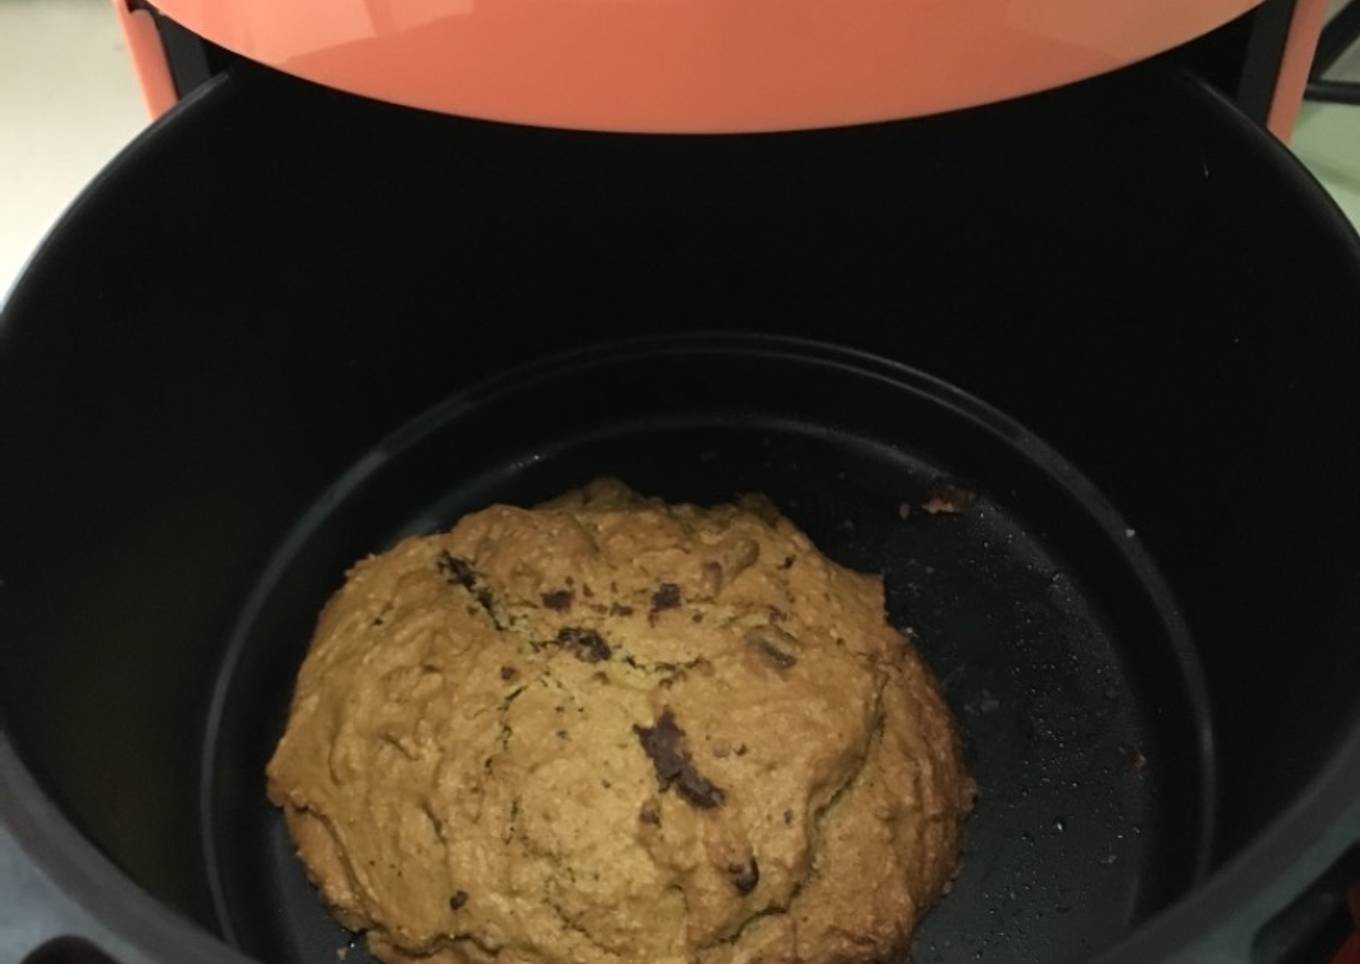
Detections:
267,479,972,964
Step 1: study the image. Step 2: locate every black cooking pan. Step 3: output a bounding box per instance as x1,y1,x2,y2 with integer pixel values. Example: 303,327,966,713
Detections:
203,333,1212,964
1,54,1359,964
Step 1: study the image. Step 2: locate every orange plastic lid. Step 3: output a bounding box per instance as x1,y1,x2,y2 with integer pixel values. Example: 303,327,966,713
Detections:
153,0,1261,132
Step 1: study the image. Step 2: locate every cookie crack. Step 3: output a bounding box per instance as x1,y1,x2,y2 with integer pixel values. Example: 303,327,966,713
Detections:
436,551,509,630
483,686,526,777
701,900,793,951
808,683,886,852
422,930,503,959
284,801,384,928
545,898,624,960
698,681,887,953
614,648,707,677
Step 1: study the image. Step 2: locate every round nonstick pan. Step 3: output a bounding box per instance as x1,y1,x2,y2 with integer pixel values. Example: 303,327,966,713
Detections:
200,335,1213,964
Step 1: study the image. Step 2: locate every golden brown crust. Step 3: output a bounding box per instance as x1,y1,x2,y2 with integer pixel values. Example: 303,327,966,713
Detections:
267,479,972,964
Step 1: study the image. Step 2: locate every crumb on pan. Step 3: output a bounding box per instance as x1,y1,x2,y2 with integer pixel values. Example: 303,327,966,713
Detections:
921,479,979,515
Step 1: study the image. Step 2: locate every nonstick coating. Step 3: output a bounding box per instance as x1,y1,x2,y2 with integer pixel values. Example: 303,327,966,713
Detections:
200,337,1213,964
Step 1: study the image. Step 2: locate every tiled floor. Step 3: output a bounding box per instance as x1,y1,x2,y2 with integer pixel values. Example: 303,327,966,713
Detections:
1,0,1358,295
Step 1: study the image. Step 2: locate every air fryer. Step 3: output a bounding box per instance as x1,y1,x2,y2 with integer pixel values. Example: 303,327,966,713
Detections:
1,3,1359,964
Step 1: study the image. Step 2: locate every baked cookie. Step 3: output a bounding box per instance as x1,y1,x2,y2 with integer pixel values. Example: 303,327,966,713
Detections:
267,479,973,964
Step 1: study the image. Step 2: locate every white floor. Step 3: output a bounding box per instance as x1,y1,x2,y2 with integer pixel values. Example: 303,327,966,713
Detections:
0,0,146,296
1,0,1358,296
1295,98,1360,229
1296,0,1360,227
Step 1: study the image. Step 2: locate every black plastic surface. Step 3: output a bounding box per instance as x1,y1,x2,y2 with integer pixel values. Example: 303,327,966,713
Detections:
1,54,1359,964
23,937,121,964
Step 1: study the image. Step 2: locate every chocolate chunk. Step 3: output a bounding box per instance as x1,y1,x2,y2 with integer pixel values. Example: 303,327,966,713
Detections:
633,709,726,809
735,744,749,757
922,479,979,515
436,551,501,624
609,603,635,617
753,638,797,669
449,890,468,910
500,665,518,681
673,763,724,808
556,626,612,663
541,587,573,609
541,589,574,611
651,583,682,611
728,857,759,895
639,803,661,826
745,628,799,671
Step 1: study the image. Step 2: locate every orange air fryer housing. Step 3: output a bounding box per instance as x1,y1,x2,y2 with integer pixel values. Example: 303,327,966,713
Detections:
117,0,1326,137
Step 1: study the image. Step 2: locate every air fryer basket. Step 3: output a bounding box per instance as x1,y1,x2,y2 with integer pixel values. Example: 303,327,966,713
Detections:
1,57,1358,964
